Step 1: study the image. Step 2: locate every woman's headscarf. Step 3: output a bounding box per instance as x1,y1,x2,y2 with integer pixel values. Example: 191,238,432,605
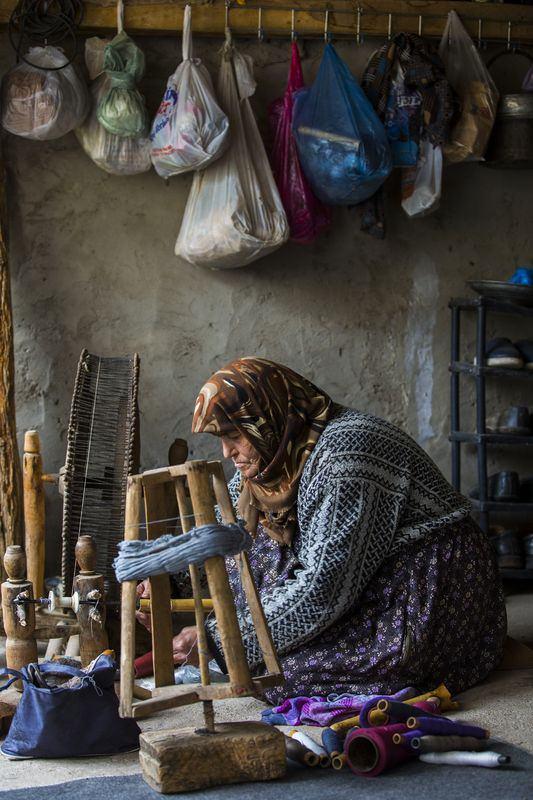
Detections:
192,357,334,545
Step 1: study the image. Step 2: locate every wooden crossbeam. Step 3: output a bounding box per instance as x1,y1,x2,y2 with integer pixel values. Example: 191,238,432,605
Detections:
1,1,533,42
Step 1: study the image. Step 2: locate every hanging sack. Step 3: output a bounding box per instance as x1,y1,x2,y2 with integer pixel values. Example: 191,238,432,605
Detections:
97,31,148,137
76,37,151,175
292,43,392,206
0,654,140,759
150,5,229,178
401,140,443,218
438,10,499,163
383,65,421,168
175,33,288,269
1,46,89,140
268,42,331,243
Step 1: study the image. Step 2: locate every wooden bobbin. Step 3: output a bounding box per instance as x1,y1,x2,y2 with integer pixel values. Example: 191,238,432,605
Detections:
1,546,38,687
73,535,109,666
23,430,46,600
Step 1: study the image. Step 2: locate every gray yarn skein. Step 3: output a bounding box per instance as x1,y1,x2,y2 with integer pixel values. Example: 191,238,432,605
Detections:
113,523,252,582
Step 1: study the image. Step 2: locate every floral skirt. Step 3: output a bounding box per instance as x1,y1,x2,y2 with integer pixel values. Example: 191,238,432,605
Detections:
262,518,507,705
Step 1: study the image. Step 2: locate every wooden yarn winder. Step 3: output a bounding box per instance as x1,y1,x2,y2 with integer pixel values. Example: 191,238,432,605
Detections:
120,459,286,794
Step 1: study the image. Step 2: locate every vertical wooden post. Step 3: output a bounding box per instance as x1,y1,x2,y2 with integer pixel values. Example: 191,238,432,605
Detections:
184,461,253,694
23,430,46,598
1,545,38,688
0,146,23,581
120,475,142,717
74,535,109,666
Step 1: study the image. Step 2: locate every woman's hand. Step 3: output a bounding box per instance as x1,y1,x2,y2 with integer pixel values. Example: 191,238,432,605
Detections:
135,579,152,632
172,626,200,665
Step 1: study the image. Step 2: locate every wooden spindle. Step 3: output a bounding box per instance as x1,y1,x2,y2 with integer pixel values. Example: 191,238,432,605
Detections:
120,475,142,717
175,477,214,732
23,430,46,600
184,462,253,694
74,535,109,666
1,546,38,688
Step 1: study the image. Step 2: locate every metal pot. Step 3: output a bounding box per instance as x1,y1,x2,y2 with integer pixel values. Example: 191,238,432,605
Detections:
484,49,533,168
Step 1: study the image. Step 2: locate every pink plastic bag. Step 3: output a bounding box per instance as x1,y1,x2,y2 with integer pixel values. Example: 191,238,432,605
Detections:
268,43,331,244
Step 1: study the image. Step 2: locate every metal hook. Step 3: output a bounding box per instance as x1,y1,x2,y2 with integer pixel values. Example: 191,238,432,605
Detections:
257,7,264,41
355,5,363,45
291,8,296,42
387,12,392,42
225,0,230,32
507,20,512,52
418,15,422,37
324,9,330,43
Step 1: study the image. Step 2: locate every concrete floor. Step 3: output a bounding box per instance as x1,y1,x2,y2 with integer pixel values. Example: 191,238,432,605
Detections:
1,588,533,792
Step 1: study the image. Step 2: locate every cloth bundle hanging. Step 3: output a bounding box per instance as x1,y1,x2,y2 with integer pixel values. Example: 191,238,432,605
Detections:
268,42,331,244
175,31,289,268
359,33,453,236
97,30,148,138
76,38,151,175
113,523,252,582
150,4,229,178
438,11,499,163
1,46,89,140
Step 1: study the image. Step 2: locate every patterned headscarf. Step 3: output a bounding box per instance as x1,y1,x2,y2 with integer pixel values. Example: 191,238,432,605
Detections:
192,357,334,545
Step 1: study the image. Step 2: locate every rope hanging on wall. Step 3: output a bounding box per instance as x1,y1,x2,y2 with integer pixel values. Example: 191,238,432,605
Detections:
8,0,85,68
113,523,252,581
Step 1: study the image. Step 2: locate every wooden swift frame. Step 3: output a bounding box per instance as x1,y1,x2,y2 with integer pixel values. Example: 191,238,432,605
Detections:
120,459,283,721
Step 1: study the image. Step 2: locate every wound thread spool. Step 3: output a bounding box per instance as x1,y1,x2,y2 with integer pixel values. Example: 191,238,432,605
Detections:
331,753,346,770
418,735,488,753
345,723,415,778
406,716,489,739
321,727,344,759
419,751,510,768
289,730,330,767
392,730,422,750
376,698,440,723
284,735,320,767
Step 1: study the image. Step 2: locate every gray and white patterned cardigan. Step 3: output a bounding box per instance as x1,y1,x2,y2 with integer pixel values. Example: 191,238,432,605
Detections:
207,406,471,670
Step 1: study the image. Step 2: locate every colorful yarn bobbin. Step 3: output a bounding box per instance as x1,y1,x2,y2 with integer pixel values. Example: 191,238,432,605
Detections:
406,716,489,739
344,723,416,777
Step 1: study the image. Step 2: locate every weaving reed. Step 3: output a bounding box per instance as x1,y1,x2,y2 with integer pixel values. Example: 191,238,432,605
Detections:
61,349,140,599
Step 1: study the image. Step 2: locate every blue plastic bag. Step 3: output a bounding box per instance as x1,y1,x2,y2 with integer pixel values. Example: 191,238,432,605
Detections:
292,44,392,206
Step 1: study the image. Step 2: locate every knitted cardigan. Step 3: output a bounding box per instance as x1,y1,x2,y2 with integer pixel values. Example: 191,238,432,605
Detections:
206,406,471,670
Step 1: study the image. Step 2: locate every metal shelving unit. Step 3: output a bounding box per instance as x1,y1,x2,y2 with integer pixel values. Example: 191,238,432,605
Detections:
449,296,533,579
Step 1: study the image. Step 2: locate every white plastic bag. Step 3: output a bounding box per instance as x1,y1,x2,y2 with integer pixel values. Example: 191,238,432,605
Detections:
76,38,151,176
150,4,229,178
175,34,288,268
1,46,89,140
438,10,498,163
401,141,443,218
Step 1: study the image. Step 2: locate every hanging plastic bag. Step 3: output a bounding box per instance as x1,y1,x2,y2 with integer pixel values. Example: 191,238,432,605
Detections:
150,5,229,178
383,65,421,168
401,141,443,218
175,34,288,269
97,31,148,137
76,38,151,176
268,42,330,244
292,44,392,206
438,10,498,163
1,46,89,140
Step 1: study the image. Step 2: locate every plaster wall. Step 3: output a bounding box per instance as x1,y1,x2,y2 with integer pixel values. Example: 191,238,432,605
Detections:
1,33,532,573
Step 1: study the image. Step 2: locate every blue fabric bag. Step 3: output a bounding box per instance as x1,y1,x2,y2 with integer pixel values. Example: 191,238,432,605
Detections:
0,654,140,759
292,44,392,205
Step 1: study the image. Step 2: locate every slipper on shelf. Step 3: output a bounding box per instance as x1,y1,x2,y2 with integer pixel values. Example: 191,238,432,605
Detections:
484,338,524,369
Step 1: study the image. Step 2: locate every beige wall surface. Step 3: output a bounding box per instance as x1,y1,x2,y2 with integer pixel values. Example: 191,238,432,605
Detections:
1,34,532,571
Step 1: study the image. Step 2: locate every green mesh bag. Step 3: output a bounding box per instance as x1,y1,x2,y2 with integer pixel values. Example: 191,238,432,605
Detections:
97,31,148,138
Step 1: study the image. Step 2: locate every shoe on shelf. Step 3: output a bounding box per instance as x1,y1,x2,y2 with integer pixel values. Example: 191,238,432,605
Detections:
515,340,533,371
523,533,533,570
490,529,524,569
485,338,524,369
491,405,532,436
469,471,520,502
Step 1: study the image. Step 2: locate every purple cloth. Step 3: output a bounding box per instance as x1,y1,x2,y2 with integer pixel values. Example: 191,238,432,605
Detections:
262,686,417,727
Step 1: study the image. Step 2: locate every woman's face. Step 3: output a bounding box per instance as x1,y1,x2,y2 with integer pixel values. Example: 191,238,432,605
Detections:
220,429,261,478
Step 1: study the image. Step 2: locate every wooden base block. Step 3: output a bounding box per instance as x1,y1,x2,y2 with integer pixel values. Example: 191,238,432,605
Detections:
139,721,286,794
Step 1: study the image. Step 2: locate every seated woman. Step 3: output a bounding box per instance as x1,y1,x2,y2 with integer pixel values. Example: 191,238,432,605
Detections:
151,357,507,704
